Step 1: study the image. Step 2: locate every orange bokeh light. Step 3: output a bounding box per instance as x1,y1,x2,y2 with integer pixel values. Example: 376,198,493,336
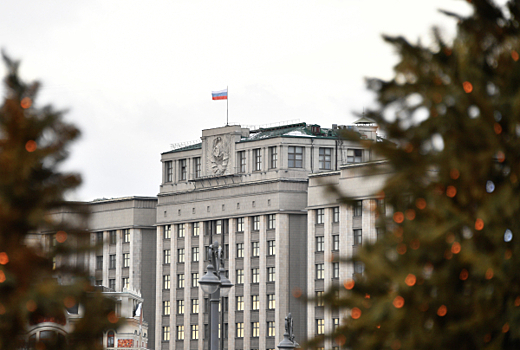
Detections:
0,303,5,315
344,279,355,290
0,252,8,265
351,307,362,319
515,296,520,307
397,244,407,255
446,186,457,198
505,249,512,260
26,300,37,312
410,239,420,250
463,81,473,93
393,212,404,224
25,140,37,152
475,218,484,231
405,209,416,221
292,287,302,298
450,168,460,180
485,268,494,280
460,269,469,281
393,296,405,308
496,151,505,162
335,335,347,346
0,271,5,283
56,231,67,243
108,311,119,324
494,123,502,134
64,296,76,309
405,274,416,287
416,198,426,210
451,242,461,254
21,97,32,109
512,50,519,61
502,323,510,333
437,305,447,316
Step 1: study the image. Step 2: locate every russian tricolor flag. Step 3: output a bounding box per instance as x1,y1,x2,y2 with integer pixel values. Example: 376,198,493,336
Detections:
212,89,228,100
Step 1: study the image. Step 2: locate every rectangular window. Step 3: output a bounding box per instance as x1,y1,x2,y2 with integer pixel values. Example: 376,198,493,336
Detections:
347,149,363,163
236,243,244,258
236,296,244,311
193,222,200,236
238,151,246,173
194,157,201,178
267,240,275,256
333,262,340,278
252,242,260,257
108,279,115,290
319,147,332,170
122,277,129,290
177,274,185,288
288,146,303,168
123,253,130,267
216,220,222,234
123,229,130,243
163,275,170,290
191,325,199,340
252,268,260,283
333,318,340,331
177,300,184,315
192,299,199,314
236,323,244,338
267,267,275,282
163,249,170,264
267,214,276,230
109,231,117,245
236,217,244,232
333,207,340,223
377,227,383,241
268,294,275,309
109,255,116,269
332,235,339,251
96,256,103,270
252,322,260,337
316,236,324,252
316,291,324,306
268,321,276,337
192,273,199,287
178,248,185,263
316,209,324,224
236,269,244,284
163,326,170,341
377,198,386,217
269,146,277,169
251,295,259,310
179,159,187,181
164,225,171,239
177,224,185,238
354,200,363,217
252,216,260,231
354,229,362,246
165,161,173,182
316,319,325,335
253,148,262,171
176,325,184,340
192,247,199,262
163,301,170,315
96,232,103,243
316,263,324,279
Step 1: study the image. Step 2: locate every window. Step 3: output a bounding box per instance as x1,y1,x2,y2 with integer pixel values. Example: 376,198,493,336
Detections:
164,225,171,239
96,232,103,243
267,321,276,337
267,214,276,230
377,227,383,241
333,207,340,223
238,151,246,173
123,229,130,243
191,325,199,340
332,235,339,251
178,248,185,263
123,253,130,267
177,274,185,288
215,220,222,234
267,267,276,282
122,277,129,290
354,229,362,246
236,217,244,232
252,216,260,231
163,301,170,315
377,198,386,216
316,209,324,224
268,294,275,309
109,255,116,269
177,224,185,237
316,236,324,252
252,322,260,337
253,148,262,171
319,148,332,170
316,319,325,335
96,256,103,270
193,222,200,236
109,279,115,290
194,157,201,178
354,200,363,217
109,231,117,245
165,161,173,182
107,331,115,347
252,268,260,283
267,240,275,256
192,273,199,287
269,146,277,169
177,325,184,340
177,300,184,315
192,247,199,262
236,243,244,258
163,249,170,264
163,275,170,290
162,326,170,341
252,295,259,310
316,263,324,279
333,318,340,331
288,146,303,168
236,323,244,338
179,159,187,181
347,149,362,163
192,299,199,314
333,262,340,278
236,296,244,311
316,291,324,306
236,269,244,284
252,242,260,257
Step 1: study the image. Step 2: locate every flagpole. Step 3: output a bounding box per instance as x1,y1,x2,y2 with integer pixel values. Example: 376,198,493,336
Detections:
226,86,229,126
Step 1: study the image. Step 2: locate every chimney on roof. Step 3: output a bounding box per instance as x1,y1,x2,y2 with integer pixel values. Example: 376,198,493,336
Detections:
310,125,321,135
332,124,337,129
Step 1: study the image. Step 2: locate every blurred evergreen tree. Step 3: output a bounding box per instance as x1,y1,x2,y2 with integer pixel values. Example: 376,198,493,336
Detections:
316,0,520,349
0,53,121,350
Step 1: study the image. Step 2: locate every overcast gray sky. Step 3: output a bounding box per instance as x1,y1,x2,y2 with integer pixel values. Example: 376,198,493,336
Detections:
1,0,483,201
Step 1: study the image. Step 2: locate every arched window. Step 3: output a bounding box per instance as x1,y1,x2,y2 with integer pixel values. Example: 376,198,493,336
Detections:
107,331,115,348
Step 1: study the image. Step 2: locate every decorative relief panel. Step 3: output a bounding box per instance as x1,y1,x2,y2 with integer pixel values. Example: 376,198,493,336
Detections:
208,135,230,175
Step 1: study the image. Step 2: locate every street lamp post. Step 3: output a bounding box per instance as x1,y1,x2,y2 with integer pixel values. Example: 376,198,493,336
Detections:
199,241,233,350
